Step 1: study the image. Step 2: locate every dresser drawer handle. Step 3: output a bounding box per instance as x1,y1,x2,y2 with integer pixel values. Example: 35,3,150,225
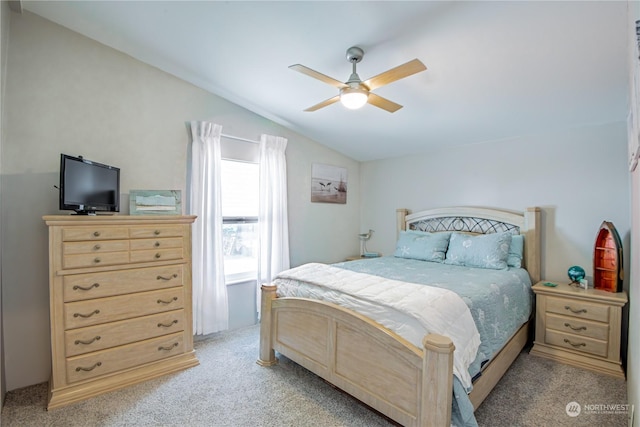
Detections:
73,309,100,318
93,257,101,264
564,305,587,314
154,241,161,247
563,338,586,348
75,361,102,372
93,231,101,237
157,274,178,281
155,253,161,259
75,336,101,345
154,230,161,236
564,322,587,332
73,283,100,291
157,297,178,305
158,342,179,351
93,244,101,250
158,320,179,328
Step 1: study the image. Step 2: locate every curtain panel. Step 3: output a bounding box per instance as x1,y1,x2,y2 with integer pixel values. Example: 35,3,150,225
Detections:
258,134,290,317
189,121,229,335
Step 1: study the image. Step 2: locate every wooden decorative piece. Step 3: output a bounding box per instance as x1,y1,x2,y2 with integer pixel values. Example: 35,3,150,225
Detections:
593,221,623,293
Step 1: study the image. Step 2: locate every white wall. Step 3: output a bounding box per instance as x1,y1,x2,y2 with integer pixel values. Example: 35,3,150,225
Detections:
1,11,360,391
361,123,630,285
0,0,12,406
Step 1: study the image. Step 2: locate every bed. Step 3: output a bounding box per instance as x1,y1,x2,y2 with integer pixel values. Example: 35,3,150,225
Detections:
258,206,540,426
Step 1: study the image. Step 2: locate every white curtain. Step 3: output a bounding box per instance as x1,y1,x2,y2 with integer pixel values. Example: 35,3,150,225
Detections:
258,134,290,316
190,121,229,335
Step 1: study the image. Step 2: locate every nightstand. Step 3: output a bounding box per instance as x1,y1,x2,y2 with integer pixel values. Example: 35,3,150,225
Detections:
530,281,627,378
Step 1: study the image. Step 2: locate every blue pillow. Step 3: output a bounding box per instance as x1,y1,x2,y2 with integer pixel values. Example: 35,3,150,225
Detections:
444,232,512,270
507,234,524,268
394,230,451,262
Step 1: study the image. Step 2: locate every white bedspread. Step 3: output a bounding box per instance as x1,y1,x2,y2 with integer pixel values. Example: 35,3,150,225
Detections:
275,263,481,389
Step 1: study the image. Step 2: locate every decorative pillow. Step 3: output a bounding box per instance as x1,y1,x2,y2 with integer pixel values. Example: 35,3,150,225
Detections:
444,232,512,270
507,234,524,268
394,230,451,262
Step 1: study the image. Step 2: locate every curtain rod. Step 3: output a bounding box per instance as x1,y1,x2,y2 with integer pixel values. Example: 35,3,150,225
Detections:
221,133,260,144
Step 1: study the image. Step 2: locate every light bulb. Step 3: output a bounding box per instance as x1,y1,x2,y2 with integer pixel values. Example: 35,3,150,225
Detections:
340,87,368,109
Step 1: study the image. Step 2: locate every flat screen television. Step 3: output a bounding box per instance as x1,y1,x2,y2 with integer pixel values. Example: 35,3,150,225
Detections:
59,154,120,215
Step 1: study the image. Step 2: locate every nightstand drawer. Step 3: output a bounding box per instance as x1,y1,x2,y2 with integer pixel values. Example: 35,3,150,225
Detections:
545,329,608,358
546,296,609,323
546,313,609,341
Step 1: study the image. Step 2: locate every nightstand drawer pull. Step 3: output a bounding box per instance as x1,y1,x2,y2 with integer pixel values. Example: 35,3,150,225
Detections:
73,309,100,318
154,241,161,247
158,320,179,328
157,274,178,281
73,283,100,291
563,338,586,348
564,305,587,314
75,336,101,345
158,342,179,351
154,230,161,235
157,297,178,305
93,231,101,237
76,361,102,372
564,322,587,332
93,244,101,250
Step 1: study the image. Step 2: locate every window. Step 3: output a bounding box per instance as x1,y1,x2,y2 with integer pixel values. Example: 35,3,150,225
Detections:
221,159,259,284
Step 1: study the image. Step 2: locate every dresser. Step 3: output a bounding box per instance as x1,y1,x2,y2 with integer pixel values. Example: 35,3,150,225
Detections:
530,281,627,378
43,215,199,409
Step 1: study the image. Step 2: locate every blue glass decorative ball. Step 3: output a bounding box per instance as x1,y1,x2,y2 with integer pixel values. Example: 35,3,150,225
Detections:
567,265,586,282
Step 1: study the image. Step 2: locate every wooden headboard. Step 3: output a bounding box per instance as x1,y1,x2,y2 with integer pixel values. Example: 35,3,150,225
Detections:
396,206,541,283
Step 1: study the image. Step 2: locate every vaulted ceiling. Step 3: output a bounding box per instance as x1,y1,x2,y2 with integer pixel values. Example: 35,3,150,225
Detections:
22,1,630,161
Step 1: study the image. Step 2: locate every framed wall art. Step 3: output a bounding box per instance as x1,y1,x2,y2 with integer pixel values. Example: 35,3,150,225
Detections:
311,163,347,204
129,190,182,215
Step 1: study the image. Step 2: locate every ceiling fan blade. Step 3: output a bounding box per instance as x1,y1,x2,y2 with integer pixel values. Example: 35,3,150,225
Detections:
289,64,348,88
304,95,340,112
367,93,403,113
364,59,426,91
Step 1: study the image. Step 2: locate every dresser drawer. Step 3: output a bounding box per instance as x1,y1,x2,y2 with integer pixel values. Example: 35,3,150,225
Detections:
65,309,185,357
63,265,184,302
64,287,184,329
62,227,129,242
129,237,183,251
545,329,608,358
63,240,129,255
130,248,184,264
63,251,130,269
129,226,185,239
66,332,185,383
546,313,609,341
546,296,609,323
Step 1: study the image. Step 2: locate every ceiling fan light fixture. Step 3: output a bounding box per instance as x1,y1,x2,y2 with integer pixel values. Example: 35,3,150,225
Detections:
340,86,369,109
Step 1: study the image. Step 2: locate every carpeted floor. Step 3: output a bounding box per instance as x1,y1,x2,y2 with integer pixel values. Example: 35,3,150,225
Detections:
1,324,628,426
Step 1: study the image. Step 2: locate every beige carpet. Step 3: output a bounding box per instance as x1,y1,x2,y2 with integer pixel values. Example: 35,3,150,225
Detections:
1,325,628,426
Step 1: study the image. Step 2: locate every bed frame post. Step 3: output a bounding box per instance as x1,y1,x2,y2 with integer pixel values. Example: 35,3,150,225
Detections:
524,207,541,283
396,208,408,235
257,285,278,366
420,334,454,427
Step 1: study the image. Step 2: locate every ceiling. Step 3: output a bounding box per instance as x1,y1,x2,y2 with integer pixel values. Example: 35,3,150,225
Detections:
21,1,630,162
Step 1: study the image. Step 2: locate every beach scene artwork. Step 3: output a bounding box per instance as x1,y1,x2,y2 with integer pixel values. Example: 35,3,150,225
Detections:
311,163,347,204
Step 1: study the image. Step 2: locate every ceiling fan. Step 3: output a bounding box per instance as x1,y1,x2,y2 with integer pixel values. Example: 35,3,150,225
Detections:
290,46,426,113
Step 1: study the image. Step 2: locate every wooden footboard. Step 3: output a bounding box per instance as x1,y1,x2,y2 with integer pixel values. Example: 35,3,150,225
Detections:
258,285,454,427
258,285,531,426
